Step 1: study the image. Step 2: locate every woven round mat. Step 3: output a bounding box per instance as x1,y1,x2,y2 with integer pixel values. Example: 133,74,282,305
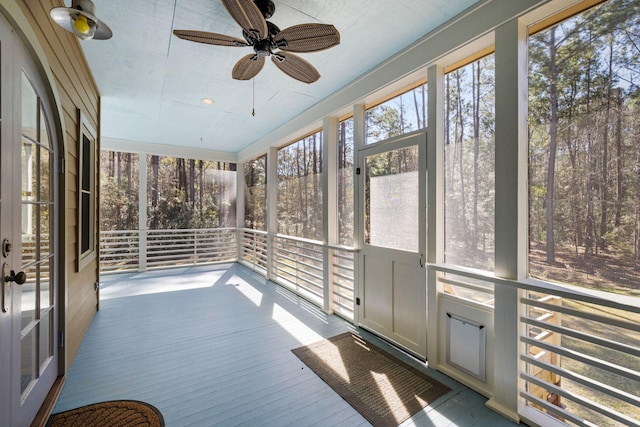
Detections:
46,400,164,427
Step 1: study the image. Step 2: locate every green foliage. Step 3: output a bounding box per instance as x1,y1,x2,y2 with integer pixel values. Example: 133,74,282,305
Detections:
528,0,640,291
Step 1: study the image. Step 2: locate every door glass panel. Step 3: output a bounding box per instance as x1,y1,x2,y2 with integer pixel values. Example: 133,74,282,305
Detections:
40,264,51,310
40,146,51,203
21,75,37,141
20,267,36,331
20,328,37,395
364,146,419,252
39,310,53,366
40,204,51,259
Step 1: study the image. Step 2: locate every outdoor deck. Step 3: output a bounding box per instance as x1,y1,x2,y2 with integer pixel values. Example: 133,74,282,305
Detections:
52,263,520,426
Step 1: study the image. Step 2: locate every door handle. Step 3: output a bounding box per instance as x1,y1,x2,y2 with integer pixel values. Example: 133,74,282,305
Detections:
2,263,26,313
4,269,26,285
419,254,424,268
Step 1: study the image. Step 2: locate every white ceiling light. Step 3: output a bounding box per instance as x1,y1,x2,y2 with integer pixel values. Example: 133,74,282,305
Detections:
201,98,214,105
50,0,112,40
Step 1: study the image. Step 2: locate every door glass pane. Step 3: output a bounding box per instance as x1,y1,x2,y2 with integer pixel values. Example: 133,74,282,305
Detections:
39,310,53,366
40,204,51,259
40,263,51,311
20,328,37,395
40,146,51,202
365,146,419,252
21,75,37,141
20,266,36,330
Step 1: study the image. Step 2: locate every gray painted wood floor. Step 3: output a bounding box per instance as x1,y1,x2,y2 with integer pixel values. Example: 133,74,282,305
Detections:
53,263,521,426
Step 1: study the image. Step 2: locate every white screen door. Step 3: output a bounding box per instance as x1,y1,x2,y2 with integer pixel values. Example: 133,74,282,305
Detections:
358,131,427,358
0,15,59,426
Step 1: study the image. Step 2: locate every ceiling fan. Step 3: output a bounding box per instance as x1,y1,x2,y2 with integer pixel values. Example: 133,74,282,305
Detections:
173,0,340,84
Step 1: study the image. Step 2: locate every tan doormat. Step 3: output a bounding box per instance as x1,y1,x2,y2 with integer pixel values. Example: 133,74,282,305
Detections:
46,400,164,427
292,332,450,427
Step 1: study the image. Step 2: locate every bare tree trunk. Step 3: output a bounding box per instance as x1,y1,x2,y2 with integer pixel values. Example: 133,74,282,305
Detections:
472,61,480,254
199,160,204,224
455,71,468,240
614,88,623,226
189,159,195,209
599,39,614,251
584,43,596,258
545,27,558,263
151,155,159,228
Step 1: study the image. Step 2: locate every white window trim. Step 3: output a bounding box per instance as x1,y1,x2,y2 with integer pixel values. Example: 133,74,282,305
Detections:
77,109,97,271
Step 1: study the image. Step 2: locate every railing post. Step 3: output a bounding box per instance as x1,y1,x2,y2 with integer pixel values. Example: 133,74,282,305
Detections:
487,18,528,422
323,116,338,313
266,146,278,281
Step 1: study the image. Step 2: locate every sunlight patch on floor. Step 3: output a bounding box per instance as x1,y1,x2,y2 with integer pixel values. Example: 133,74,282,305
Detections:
234,279,263,306
99,270,224,299
272,303,324,345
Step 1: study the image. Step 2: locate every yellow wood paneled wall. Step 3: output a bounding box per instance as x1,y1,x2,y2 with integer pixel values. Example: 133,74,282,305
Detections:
10,0,102,370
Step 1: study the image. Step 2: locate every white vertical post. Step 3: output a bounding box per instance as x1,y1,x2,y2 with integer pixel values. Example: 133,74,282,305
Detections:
352,103,365,324
266,146,278,281
138,153,148,272
426,64,445,364
236,162,246,262
486,18,528,423
323,116,338,313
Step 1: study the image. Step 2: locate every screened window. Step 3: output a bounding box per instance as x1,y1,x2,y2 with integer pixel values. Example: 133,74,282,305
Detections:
444,54,496,271
365,82,427,145
528,0,640,298
147,156,236,229
277,131,323,241
244,155,267,231
338,117,354,246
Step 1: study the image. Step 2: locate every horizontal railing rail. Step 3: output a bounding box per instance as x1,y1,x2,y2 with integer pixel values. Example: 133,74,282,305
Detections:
429,263,640,427
272,234,325,306
99,228,237,272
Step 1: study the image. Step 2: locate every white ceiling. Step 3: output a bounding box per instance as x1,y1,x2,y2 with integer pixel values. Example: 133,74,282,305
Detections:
79,0,481,154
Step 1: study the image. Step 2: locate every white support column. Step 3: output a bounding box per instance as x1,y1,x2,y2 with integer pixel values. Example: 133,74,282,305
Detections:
486,18,528,423
352,103,365,324
236,162,246,261
426,64,444,365
266,146,278,281
323,116,338,313
138,153,148,272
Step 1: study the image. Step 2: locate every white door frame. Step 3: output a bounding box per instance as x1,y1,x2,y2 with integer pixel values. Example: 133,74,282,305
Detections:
0,12,61,426
356,130,427,358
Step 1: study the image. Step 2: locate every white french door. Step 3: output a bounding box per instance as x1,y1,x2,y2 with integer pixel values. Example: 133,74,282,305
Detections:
358,131,427,358
0,15,59,427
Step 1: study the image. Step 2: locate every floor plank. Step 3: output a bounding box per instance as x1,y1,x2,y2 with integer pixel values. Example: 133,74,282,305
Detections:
53,263,521,426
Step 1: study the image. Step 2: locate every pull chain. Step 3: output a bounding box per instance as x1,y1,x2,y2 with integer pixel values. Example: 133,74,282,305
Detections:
252,78,255,117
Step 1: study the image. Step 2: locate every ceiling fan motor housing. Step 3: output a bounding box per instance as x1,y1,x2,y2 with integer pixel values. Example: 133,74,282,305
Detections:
254,0,275,19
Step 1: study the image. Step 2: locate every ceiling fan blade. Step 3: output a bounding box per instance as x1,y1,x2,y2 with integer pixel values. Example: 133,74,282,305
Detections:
221,0,268,40
232,54,265,80
275,24,340,53
272,53,321,84
173,30,249,47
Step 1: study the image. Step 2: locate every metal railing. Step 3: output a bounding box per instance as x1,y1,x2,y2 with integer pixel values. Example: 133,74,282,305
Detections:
520,288,640,426
239,229,268,274
432,263,640,427
329,246,356,321
99,228,236,272
271,234,325,306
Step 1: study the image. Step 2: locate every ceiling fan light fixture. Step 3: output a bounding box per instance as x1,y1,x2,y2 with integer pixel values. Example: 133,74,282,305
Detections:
50,0,113,40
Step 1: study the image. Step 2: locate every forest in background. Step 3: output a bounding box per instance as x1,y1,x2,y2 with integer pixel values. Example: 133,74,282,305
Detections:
100,151,236,230
528,0,640,295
